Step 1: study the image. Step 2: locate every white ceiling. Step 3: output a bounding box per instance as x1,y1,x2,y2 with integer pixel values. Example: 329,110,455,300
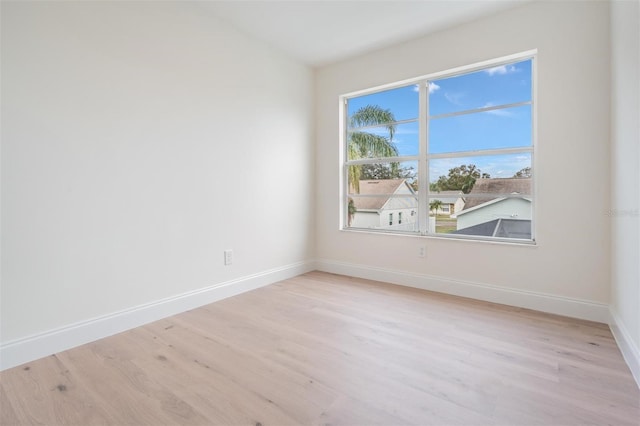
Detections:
199,0,532,67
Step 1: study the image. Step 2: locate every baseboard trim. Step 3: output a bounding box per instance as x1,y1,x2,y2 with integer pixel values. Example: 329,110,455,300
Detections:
609,309,640,389
0,261,315,371
316,259,610,323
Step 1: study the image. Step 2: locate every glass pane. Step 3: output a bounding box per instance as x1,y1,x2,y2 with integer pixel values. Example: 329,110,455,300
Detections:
347,161,418,195
429,59,532,116
428,196,464,235
348,85,419,126
429,153,531,189
429,104,531,154
429,154,532,240
347,121,419,158
348,195,419,232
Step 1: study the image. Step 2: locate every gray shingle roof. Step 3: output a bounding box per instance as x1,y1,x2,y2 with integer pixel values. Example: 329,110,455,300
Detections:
430,190,463,204
351,179,412,210
463,178,532,211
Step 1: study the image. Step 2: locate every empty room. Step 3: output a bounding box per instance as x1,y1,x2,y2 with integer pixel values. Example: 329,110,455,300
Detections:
1,0,639,425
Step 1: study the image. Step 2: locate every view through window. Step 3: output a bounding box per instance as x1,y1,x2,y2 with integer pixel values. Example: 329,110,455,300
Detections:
343,54,534,242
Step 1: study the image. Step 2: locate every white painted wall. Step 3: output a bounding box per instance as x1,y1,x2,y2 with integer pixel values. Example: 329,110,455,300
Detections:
610,0,640,384
316,1,611,308
1,2,314,346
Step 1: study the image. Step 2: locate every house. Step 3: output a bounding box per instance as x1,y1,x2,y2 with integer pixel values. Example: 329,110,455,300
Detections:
1,0,638,423
350,179,418,231
453,178,532,231
429,190,465,216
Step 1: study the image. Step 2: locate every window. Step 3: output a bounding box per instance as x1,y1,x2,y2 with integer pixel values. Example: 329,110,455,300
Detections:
343,52,535,242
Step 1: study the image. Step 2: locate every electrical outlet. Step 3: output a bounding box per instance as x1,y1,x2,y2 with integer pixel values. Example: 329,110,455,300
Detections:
418,245,426,258
224,249,233,265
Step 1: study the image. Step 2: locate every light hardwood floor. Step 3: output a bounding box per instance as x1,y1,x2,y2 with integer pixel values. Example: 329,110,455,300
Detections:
1,271,639,425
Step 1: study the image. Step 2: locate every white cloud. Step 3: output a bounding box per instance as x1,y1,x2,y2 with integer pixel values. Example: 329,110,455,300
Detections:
444,92,464,105
413,82,441,93
484,65,518,76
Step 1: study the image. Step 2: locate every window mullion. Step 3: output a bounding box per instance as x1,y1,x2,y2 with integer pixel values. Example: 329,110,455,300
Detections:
346,155,419,166
418,80,428,235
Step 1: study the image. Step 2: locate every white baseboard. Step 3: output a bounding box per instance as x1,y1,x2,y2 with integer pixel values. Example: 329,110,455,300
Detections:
0,261,315,371
609,309,640,389
316,259,610,323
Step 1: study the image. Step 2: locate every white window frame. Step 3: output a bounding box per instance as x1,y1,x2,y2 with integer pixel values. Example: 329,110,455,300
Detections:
340,50,537,244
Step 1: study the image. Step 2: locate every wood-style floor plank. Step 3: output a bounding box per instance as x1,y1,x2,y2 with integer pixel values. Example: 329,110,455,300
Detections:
1,271,639,425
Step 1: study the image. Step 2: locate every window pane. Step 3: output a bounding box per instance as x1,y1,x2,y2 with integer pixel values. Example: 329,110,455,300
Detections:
348,195,419,232
347,121,419,158
429,59,532,116
342,55,535,242
348,85,418,125
429,104,531,154
428,196,463,235
429,154,532,240
347,161,418,195
429,153,531,188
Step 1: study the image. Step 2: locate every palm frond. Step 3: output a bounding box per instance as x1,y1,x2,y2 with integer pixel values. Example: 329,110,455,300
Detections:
350,132,399,158
349,105,396,141
346,104,399,195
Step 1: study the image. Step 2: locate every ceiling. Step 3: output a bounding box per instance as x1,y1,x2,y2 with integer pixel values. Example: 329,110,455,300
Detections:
199,0,532,67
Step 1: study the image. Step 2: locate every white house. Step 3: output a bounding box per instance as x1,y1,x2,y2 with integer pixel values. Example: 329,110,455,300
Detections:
350,179,418,231
453,178,532,231
429,190,465,216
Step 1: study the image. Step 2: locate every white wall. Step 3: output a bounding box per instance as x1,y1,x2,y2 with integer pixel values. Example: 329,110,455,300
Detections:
1,1,314,354
610,0,640,384
316,1,612,318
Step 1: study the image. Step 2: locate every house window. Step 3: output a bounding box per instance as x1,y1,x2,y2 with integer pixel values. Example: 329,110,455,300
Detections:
398,212,403,224
343,52,535,242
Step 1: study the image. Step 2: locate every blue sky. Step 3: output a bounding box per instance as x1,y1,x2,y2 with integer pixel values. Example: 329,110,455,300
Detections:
347,59,532,183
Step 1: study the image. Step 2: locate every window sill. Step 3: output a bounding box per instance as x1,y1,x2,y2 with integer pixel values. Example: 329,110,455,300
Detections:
340,227,538,247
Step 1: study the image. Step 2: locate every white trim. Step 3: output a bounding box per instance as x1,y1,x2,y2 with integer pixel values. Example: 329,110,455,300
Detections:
609,309,640,389
316,259,609,323
429,100,532,120
0,261,315,371
427,147,533,160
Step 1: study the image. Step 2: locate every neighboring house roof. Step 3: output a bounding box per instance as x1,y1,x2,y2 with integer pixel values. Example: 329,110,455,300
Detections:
430,190,463,204
351,179,416,211
462,178,532,211
453,218,531,239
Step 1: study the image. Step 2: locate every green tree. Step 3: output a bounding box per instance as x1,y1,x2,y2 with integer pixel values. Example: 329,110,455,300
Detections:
348,105,398,193
513,167,531,178
360,163,415,181
433,164,489,194
347,198,357,226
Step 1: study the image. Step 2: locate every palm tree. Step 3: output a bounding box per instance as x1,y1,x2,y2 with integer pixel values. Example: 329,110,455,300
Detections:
429,199,443,216
348,105,398,193
347,197,357,226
